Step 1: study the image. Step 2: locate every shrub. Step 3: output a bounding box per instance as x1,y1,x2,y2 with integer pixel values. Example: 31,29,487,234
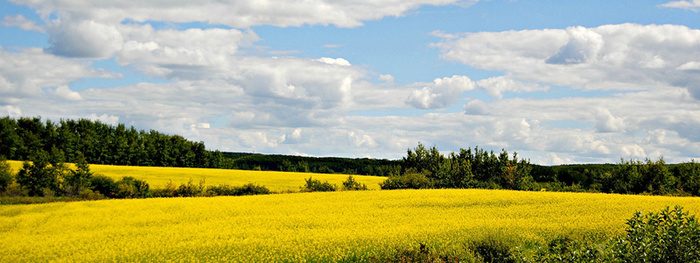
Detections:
78,189,104,200
531,235,604,263
370,243,464,263
342,175,368,191
203,183,271,196
0,158,13,192
115,177,150,198
380,171,433,190
151,180,177,197
468,236,515,263
89,175,117,197
175,178,205,197
610,206,700,263
233,183,271,196
301,177,336,192
16,156,61,196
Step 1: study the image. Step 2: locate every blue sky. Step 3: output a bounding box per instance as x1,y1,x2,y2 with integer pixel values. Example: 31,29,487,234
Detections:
1,0,699,164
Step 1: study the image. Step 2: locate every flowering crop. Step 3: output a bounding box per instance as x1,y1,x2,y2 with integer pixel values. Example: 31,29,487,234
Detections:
1,189,699,262
7,160,386,191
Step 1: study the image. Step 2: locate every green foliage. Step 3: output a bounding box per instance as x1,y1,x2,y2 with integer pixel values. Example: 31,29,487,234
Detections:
175,178,205,197
301,177,337,192
602,158,679,195
64,153,93,196
675,160,700,196
380,169,434,190
115,177,150,198
469,236,516,263
89,175,117,197
531,235,605,262
610,206,700,263
371,243,466,263
0,157,13,192
15,151,64,196
400,144,534,190
227,183,271,196
341,175,368,191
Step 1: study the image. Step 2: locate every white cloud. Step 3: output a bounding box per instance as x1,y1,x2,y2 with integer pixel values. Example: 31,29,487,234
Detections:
406,75,475,109
435,24,700,97
476,76,548,98
348,131,377,148
463,99,488,115
1,105,22,117
594,108,625,133
545,26,604,65
379,74,394,83
86,113,120,126
0,47,119,102
1,15,45,32
17,0,468,28
677,61,700,70
315,57,351,66
660,0,700,11
47,17,123,58
54,85,82,101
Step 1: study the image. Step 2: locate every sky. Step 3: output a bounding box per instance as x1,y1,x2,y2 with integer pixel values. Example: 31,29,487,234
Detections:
1,0,699,165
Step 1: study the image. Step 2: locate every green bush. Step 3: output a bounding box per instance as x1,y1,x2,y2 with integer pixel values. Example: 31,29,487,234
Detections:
301,177,336,192
342,175,368,191
469,236,515,263
175,178,205,197
0,158,13,192
531,235,604,263
369,243,465,263
232,183,271,196
89,175,117,197
610,206,700,263
114,177,150,198
380,170,433,190
78,189,104,200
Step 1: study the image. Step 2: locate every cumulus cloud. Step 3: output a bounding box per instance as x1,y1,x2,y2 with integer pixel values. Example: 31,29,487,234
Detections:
406,75,475,109
476,76,548,98
54,85,83,101
435,23,700,98
379,74,395,83
47,17,123,58
659,0,700,11
86,113,120,126
0,47,119,102
463,99,489,115
315,57,351,66
17,0,468,28
594,108,625,133
1,15,45,32
545,26,604,65
1,105,22,117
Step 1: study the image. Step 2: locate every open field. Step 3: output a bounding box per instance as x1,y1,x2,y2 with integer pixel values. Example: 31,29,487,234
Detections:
1,189,699,262
6,160,387,192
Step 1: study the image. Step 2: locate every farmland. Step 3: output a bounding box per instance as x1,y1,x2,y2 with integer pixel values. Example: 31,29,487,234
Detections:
7,160,386,192
2,189,699,262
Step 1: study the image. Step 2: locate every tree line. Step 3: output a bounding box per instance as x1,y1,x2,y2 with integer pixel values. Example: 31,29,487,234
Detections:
384,143,700,196
0,116,399,176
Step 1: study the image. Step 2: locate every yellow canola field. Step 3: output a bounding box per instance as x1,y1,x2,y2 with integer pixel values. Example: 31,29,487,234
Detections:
7,160,387,191
2,189,700,262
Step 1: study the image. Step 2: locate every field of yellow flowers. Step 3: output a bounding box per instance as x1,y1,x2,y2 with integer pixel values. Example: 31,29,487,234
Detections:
6,160,386,191
2,188,700,262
